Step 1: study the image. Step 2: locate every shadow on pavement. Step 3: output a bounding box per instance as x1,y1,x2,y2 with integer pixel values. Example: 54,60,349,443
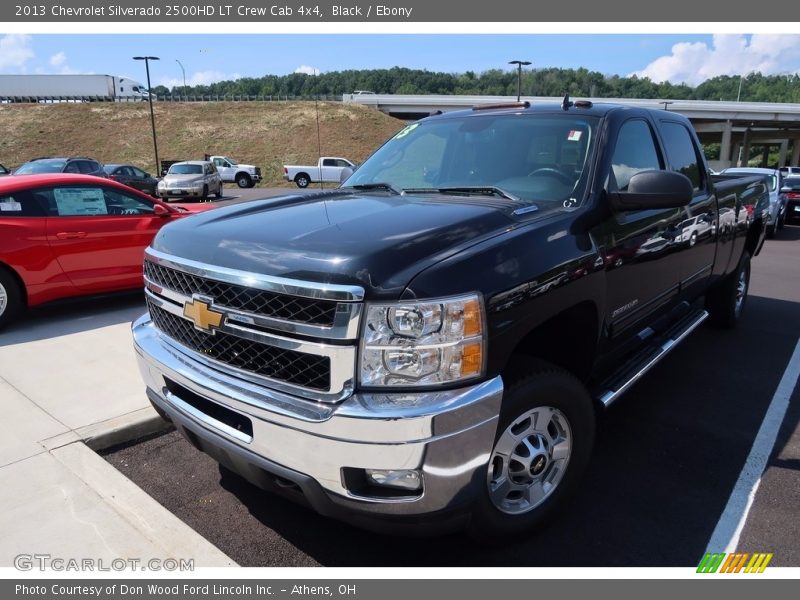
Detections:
0,291,145,346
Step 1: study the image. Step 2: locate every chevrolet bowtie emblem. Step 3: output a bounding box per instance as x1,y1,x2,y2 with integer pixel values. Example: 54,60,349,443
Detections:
183,296,224,333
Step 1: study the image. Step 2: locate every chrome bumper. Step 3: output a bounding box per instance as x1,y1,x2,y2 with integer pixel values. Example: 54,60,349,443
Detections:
132,314,503,519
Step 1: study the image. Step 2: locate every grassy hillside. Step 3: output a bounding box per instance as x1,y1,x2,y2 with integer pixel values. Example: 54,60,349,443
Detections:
0,101,404,185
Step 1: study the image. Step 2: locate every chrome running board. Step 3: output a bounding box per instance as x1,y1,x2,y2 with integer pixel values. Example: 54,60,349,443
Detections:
597,309,709,408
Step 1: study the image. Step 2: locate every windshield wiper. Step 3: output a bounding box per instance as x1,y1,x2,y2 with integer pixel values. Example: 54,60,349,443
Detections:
348,182,404,195
437,186,521,202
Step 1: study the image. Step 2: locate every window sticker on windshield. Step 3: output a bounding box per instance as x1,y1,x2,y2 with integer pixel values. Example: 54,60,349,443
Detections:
53,187,108,216
0,199,22,211
567,130,582,142
393,123,419,140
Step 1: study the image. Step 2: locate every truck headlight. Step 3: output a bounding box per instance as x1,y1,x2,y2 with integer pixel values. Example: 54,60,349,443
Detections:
360,293,485,387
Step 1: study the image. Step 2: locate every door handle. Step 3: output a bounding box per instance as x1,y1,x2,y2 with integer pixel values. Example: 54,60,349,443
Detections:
55,232,87,239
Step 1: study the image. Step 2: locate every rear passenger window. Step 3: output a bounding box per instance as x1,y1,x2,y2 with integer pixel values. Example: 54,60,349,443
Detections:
610,120,663,191
660,121,703,191
0,192,47,217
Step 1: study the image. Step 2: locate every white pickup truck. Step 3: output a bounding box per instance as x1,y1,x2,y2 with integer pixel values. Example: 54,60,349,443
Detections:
207,155,262,188
283,157,355,188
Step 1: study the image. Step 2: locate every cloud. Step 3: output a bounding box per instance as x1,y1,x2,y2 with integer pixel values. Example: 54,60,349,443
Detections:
158,70,241,89
0,34,34,70
295,65,320,76
632,34,800,85
49,52,66,67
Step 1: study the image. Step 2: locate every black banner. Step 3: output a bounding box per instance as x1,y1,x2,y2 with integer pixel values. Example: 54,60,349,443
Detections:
5,579,800,600
2,0,799,22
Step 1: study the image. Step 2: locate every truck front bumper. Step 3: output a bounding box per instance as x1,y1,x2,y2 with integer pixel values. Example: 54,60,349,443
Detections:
132,315,503,534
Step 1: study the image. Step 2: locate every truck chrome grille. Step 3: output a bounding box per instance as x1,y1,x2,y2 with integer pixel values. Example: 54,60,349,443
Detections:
144,260,337,326
147,299,331,391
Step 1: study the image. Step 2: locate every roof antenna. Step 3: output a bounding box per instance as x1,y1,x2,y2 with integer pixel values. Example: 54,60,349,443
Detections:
561,93,573,111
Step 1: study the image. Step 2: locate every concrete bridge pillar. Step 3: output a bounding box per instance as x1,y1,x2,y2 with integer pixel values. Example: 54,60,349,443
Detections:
792,141,800,167
779,140,789,167
719,120,733,168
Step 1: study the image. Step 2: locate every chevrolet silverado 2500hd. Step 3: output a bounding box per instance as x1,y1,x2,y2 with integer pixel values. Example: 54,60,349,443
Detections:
133,100,768,537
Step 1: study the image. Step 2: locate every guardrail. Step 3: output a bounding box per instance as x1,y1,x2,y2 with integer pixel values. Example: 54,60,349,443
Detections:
0,94,343,103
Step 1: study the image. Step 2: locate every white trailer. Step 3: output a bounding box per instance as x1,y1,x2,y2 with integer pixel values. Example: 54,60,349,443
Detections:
0,74,150,101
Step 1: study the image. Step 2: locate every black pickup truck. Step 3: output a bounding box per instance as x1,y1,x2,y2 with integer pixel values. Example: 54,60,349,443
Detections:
133,100,768,537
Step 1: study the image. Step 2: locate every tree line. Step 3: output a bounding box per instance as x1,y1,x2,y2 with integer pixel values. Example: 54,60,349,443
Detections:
151,67,800,102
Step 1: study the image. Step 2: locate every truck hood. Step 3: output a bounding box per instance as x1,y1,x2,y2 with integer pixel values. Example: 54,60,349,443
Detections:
151,191,527,298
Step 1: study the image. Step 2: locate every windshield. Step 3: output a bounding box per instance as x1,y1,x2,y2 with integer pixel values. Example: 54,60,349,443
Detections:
168,164,203,175
343,113,598,205
15,159,67,174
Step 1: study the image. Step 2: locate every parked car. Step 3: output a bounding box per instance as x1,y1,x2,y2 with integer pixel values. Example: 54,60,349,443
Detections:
675,214,714,247
207,155,262,188
14,156,107,178
134,101,769,537
157,161,223,201
781,175,800,224
720,167,786,237
283,157,356,188
779,166,800,177
0,164,10,176
0,173,213,329
103,163,159,196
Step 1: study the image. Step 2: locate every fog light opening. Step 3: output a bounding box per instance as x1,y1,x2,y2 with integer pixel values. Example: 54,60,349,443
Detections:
365,469,423,491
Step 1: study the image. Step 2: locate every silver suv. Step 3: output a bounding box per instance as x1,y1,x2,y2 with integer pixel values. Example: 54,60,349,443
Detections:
157,160,223,202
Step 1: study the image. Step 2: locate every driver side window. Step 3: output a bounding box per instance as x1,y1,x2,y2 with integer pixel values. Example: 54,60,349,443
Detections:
610,120,663,191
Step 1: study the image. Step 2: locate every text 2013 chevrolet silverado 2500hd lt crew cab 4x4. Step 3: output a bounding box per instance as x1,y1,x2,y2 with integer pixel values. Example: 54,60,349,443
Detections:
133,99,768,537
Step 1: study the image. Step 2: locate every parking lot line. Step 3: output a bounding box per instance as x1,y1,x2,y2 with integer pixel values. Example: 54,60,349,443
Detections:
704,336,800,555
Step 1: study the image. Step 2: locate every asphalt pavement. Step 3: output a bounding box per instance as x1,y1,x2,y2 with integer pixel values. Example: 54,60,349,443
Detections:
101,225,800,567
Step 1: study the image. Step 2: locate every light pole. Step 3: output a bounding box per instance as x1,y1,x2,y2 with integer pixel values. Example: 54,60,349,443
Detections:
133,56,160,176
508,60,531,102
175,59,186,98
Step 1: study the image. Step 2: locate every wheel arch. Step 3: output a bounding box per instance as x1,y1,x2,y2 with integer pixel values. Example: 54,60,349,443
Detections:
499,300,600,385
0,261,28,309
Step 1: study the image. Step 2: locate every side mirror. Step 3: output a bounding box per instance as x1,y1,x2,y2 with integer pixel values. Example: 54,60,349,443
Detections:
144,172,151,178
153,203,171,217
339,167,354,184
609,170,693,211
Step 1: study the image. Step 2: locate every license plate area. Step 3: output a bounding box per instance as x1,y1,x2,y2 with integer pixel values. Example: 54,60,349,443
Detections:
163,377,253,440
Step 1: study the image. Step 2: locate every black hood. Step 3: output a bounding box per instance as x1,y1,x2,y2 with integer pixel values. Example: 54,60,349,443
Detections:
152,191,528,298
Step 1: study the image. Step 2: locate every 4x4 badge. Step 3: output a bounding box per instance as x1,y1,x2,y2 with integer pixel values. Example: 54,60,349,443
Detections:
183,296,224,333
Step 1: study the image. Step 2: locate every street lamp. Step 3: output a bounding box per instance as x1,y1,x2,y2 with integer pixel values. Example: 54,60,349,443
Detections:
508,60,531,102
175,59,186,98
133,56,160,176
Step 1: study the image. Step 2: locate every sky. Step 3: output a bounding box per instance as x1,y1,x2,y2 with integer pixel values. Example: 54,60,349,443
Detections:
2,34,800,89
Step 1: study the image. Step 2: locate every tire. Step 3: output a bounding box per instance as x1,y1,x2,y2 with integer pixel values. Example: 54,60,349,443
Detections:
706,251,750,329
216,182,223,199
767,222,777,239
689,231,698,248
295,173,310,188
0,268,24,331
201,185,209,202
467,363,595,540
778,209,786,230
236,173,251,189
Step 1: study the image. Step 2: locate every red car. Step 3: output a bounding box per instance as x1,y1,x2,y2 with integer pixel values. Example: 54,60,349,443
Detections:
0,174,214,329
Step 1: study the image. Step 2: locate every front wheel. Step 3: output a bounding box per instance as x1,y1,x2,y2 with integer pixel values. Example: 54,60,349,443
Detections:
467,365,595,540
706,251,750,328
236,173,251,189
